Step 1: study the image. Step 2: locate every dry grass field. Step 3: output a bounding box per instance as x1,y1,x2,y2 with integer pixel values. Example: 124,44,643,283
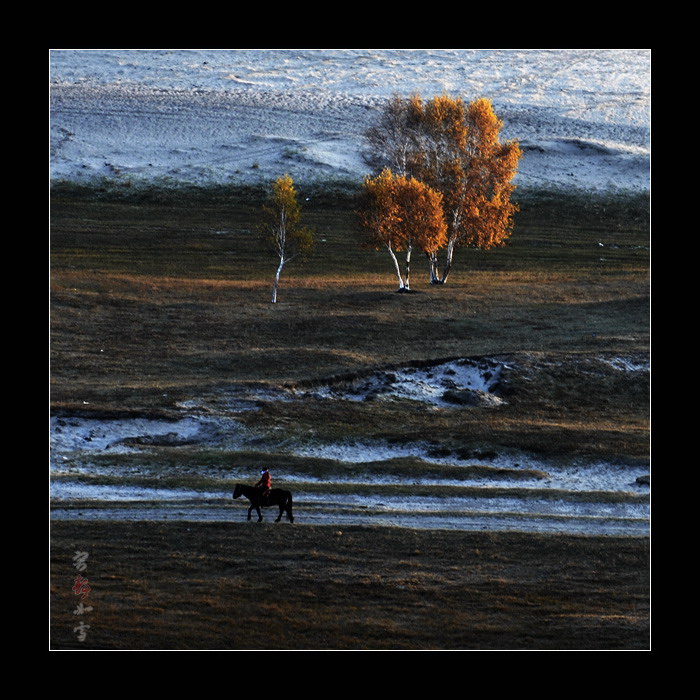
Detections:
50,521,649,650
49,184,650,650
50,187,649,404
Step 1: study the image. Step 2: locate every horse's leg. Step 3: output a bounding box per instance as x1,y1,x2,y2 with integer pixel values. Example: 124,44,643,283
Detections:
247,503,254,521
276,503,283,522
255,504,263,522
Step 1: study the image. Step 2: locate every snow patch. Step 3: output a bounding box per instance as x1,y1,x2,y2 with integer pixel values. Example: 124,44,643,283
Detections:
297,358,507,407
50,481,226,501
50,414,240,455
50,49,650,194
603,356,650,372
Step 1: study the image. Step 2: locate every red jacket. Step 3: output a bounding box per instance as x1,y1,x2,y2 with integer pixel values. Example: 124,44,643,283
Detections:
258,472,271,490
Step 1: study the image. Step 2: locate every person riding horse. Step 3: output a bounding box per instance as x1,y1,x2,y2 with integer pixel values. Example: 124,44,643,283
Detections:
255,469,272,505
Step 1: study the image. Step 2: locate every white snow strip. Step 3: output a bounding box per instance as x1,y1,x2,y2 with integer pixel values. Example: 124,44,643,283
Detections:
50,49,650,193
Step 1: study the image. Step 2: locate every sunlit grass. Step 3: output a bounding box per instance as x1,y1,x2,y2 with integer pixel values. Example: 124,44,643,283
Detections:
50,187,649,464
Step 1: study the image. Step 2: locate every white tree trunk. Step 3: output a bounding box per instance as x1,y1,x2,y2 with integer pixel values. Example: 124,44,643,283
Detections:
441,237,456,283
271,257,285,303
427,251,439,284
404,244,412,290
428,238,457,285
386,243,406,290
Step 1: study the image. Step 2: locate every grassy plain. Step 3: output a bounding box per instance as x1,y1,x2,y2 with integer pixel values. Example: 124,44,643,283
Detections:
49,184,650,650
50,520,649,650
50,186,649,403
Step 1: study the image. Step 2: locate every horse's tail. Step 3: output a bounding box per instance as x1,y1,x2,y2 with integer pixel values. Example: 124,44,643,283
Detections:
287,491,294,522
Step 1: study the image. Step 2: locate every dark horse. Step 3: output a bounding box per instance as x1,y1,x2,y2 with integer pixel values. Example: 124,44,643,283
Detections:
232,483,294,523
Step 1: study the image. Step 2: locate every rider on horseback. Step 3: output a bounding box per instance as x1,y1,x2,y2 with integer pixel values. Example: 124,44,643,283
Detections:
255,469,272,504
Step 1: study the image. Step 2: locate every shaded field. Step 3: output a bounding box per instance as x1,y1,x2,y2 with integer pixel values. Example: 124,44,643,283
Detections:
50,188,649,465
49,186,651,649
50,520,650,650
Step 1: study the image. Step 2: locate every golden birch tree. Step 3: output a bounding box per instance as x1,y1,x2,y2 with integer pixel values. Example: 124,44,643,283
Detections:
364,95,522,284
359,169,447,291
259,174,314,303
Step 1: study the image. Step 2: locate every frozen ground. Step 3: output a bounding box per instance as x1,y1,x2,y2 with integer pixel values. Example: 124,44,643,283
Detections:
292,357,508,407
49,49,651,194
49,356,650,535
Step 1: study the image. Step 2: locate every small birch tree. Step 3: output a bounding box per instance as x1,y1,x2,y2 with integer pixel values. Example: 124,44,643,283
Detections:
259,175,314,304
359,169,447,291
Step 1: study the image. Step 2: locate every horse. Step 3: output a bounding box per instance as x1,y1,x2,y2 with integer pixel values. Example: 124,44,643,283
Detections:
232,483,294,523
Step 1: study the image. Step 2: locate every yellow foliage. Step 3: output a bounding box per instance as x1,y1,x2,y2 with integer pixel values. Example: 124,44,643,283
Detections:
260,174,314,257
360,169,447,253
364,93,523,274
